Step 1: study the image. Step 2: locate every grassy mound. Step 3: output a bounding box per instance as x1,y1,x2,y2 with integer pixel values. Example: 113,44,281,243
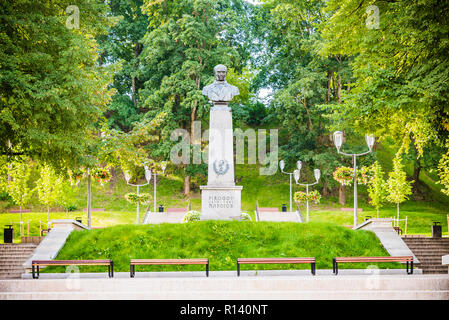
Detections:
43,221,402,273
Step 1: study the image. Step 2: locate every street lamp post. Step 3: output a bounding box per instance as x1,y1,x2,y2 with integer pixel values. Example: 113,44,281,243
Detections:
280,160,302,213
124,166,152,224
293,163,321,223
150,164,166,214
333,131,375,227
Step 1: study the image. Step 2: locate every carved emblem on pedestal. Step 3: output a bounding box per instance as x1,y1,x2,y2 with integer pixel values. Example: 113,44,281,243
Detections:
213,159,230,176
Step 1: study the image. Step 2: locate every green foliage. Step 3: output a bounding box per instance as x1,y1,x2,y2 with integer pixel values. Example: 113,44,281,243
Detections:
98,0,149,131
35,165,62,210
367,161,388,217
294,190,321,204
124,192,151,205
0,0,115,169
386,154,413,206
321,0,449,194
240,212,251,221
333,167,354,186
7,160,33,209
182,210,202,223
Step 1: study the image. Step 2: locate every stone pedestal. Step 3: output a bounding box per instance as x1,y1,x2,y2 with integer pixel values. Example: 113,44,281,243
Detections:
200,104,243,220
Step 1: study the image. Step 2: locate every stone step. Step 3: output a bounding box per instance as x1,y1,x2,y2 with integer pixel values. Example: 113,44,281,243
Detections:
405,245,449,248
2,275,448,292
0,249,36,253
0,259,30,268
0,246,36,252
408,251,449,255
0,274,22,279
405,245,449,249
1,290,449,300
0,269,25,274
0,255,34,259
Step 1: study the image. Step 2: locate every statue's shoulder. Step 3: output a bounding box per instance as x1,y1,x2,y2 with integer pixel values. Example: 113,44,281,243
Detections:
202,82,215,94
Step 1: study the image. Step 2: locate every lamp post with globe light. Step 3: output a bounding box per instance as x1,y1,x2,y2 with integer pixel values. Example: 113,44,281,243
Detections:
293,163,321,223
333,131,375,227
279,160,302,212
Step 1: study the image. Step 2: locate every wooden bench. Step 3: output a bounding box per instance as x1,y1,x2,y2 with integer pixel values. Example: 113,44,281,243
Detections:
130,258,209,277
236,257,316,276
332,256,414,275
31,260,113,279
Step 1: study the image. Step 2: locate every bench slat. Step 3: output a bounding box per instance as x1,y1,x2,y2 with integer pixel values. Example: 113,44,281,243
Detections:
238,258,315,264
130,259,208,265
335,256,412,262
32,260,111,266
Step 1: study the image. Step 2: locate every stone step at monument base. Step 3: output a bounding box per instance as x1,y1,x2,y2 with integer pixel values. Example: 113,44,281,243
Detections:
143,212,186,224
256,211,303,223
2,274,448,300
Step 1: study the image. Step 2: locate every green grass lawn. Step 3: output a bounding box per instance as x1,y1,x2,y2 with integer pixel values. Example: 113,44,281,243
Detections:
40,220,403,273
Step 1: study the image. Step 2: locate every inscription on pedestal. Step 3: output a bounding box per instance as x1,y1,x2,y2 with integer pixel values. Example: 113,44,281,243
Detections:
208,195,234,209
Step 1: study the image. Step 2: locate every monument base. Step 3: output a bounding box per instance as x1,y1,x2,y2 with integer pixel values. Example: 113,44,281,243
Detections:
200,185,243,220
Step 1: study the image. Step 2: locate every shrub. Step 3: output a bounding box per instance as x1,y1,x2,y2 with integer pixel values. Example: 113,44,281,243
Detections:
125,193,151,205
240,212,251,221
183,210,201,223
294,190,321,204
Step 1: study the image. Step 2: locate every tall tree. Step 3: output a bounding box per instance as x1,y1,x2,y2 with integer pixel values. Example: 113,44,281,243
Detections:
139,0,251,195
321,0,449,195
7,159,33,236
367,160,387,218
99,0,150,131
253,0,359,200
0,0,115,170
386,153,413,223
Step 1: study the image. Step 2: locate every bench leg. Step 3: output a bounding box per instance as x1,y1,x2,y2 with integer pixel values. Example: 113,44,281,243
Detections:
333,259,338,275
206,264,209,277
237,262,240,277
37,266,40,278
311,263,316,275
407,261,413,275
32,265,36,279
109,262,114,278
130,265,135,278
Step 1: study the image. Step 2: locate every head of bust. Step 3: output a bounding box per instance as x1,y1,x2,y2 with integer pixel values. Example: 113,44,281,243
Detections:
214,64,227,82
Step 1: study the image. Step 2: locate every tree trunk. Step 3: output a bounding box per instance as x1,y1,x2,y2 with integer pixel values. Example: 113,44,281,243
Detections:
339,185,346,205
184,175,191,196
132,43,142,107
412,159,421,196
336,73,342,103
322,180,329,196
396,202,400,225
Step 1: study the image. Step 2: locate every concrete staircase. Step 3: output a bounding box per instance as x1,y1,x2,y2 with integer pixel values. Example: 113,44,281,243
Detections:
403,237,449,274
0,244,37,279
